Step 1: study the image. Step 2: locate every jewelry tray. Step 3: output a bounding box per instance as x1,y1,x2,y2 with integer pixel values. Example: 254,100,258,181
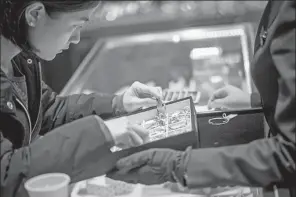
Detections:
101,97,199,174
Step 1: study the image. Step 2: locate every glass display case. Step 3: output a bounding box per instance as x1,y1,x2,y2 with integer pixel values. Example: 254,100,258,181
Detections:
61,23,255,112
64,23,267,197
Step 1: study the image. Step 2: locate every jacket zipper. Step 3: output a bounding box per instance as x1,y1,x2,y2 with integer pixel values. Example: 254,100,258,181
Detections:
14,97,32,144
13,61,42,145
29,62,42,141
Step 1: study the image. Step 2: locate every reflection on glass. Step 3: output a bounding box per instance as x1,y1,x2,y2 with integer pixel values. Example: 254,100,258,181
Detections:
62,24,254,113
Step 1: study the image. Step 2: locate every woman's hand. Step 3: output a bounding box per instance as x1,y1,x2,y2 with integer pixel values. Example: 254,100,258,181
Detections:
104,117,149,149
208,85,251,110
122,81,162,113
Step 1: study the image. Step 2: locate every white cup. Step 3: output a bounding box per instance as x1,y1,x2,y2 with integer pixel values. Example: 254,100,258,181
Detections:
24,173,71,197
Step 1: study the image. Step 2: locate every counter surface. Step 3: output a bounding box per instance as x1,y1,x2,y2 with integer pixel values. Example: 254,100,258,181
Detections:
71,108,289,197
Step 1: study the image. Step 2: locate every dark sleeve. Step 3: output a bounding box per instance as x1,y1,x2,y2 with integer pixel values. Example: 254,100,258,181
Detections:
40,81,125,135
250,92,262,108
1,116,115,197
184,1,295,189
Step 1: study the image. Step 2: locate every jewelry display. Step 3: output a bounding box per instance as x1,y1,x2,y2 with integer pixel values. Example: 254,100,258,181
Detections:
141,106,192,142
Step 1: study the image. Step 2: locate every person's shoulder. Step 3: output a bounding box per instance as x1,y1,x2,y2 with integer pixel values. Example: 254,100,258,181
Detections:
270,0,295,32
278,0,295,18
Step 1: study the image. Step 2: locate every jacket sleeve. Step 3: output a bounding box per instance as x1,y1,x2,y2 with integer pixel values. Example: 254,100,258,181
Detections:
184,1,295,189
40,81,126,135
1,115,115,197
250,92,262,108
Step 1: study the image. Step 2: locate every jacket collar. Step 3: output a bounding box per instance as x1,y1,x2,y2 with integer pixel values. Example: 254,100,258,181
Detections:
0,52,39,114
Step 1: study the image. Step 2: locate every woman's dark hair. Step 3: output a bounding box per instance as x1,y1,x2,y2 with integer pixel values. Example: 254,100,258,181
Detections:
0,1,100,53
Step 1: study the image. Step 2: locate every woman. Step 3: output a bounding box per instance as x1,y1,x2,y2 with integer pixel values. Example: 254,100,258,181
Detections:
0,1,162,196
107,0,296,196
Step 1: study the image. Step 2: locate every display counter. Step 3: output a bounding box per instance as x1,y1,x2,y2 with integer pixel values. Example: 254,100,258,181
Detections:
70,108,290,197
69,108,275,197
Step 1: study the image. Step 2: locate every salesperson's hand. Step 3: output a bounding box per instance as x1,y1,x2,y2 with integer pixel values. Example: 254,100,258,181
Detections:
107,148,192,185
208,85,251,110
121,81,162,113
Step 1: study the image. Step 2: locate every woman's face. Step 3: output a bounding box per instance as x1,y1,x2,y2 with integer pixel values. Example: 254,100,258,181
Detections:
25,3,99,60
